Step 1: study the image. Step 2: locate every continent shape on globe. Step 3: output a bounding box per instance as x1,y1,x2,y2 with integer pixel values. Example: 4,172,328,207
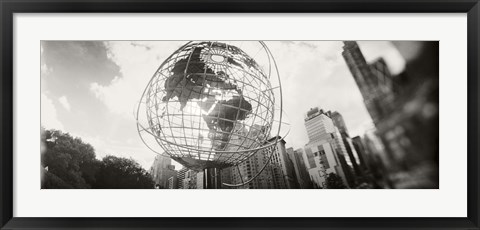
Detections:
161,42,253,150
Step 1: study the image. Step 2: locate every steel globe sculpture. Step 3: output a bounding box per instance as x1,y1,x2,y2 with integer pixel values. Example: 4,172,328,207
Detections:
136,41,282,173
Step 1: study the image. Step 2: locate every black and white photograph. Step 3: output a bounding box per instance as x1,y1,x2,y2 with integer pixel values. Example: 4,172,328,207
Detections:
40,40,439,190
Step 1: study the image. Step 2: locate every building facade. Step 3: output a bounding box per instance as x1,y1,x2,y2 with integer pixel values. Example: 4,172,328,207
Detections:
183,169,198,189
223,136,298,189
167,175,177,189
177,167,188,189
304,141,345,188
150,155,178,189
265,137,298,189
228,149,275,189
331,111,364,182
287,148,313,189
342,41,396,125
303,107,354,188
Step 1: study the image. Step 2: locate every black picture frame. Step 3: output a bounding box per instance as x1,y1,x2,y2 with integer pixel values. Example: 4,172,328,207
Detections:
1,0,479,229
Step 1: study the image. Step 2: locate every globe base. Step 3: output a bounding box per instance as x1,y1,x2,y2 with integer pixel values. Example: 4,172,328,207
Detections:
202,168,222,189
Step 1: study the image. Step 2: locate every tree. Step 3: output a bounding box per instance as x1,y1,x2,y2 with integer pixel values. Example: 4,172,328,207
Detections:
325,173,347,189
93,155,154,189
41,168,73,189
41,128,99,189
41,128,154,189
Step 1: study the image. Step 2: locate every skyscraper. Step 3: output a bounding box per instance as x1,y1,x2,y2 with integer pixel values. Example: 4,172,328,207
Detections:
183,169,198,189
167,175,177,189
227,142,275,189
224,136,298,189
351,136,369,171
342,41,396,125
330,111,349,136
150,155,177,189
303,107,353,188
331,111,363,179
287,148,312,189
304,141,342,188
266,137,298,189
177,167,188,189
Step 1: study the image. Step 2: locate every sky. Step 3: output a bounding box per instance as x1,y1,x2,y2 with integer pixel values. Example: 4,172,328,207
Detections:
41,41,405,170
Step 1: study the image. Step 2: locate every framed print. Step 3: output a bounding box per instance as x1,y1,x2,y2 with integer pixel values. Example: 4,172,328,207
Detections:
1,0,479,229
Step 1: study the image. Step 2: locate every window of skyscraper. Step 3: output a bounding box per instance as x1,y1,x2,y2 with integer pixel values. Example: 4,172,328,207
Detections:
319,150,329,169
305,148,316,168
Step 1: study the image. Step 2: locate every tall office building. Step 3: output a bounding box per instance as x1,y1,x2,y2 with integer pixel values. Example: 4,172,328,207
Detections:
330,111,349,136
287,148,312,189
217,123,268,164
177,167,188,189
331,111,363,179
229,149,274,189
265,137,298,189
150,155,178,189
167,175,177,189
303,107,353,188
183,169,198,189
351,136,369,171
229,138,277,189
342,41,396,125
216,124,275,189
224,136,298,189
304,141,344,188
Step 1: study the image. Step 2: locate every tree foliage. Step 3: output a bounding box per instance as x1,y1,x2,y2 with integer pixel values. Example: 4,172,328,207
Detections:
41,128,154,189
41,168,74,189
42,128,97,188
325,173,347,189
94,155,154,189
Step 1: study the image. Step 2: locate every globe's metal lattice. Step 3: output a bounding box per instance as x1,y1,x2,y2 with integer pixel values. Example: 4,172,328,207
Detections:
136,41,280,171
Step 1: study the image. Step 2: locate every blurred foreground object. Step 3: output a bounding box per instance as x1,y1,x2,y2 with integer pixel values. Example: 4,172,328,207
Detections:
343,41,439,188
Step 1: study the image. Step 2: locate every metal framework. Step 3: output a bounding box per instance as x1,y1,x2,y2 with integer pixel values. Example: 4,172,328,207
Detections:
136,41,286,186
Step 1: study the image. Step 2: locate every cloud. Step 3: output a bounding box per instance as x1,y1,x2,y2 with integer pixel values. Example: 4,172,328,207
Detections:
265,41,372,149
358,41,406,75
90,41,184,119
70,130,156,169
58,95,71,111
41,43,50,75
41,43,52,89
89,76,129,115
41,93,64,130
41,63,52,75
